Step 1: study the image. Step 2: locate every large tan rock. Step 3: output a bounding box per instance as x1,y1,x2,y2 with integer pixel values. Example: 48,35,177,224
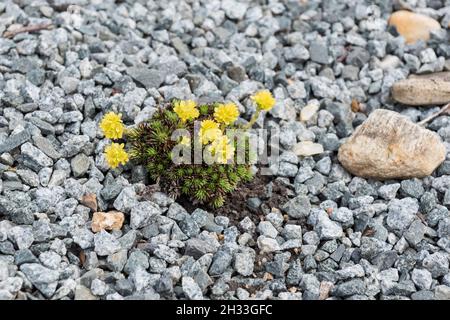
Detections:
392,72,450,106
388,10,441,44
338,109,446,180
409,72,450,81
91,211,125,233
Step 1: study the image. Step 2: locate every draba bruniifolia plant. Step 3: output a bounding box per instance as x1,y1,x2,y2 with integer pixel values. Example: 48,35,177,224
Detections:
99,90,276,208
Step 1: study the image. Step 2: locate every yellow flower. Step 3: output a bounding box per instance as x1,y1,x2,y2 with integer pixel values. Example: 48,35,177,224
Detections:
208,135,235,164
199,120,222,144
214,102,239,125
252,90,276,111
180,136,191,146
173,100,199,122
104,143,129,169
100,112,125,140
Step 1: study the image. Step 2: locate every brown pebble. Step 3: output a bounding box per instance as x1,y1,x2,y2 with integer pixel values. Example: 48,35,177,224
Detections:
80,193,97,212
91,211,125,233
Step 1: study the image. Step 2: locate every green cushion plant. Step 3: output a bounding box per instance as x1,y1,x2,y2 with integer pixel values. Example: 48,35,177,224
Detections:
99,90,276,208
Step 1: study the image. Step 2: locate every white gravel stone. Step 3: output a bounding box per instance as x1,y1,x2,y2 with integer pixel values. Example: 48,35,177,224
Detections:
257,236,280,253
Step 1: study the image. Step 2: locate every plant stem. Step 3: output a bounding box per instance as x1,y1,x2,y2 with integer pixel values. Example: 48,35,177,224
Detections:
242,109,261,130
418,102,450,126
3,23,52,38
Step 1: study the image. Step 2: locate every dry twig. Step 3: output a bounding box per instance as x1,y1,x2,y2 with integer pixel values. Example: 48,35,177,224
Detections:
3,23,52,38
418,102,450,126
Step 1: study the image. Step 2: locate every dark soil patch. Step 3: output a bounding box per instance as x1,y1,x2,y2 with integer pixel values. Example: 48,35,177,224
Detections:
178,172,291,225
140,169,310,240
253,251,274,273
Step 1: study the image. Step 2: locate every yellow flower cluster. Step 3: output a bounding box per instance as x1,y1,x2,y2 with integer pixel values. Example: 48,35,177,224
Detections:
180,136,191,146
214,102,239,125
100,112,129,169
100,112,125,139
252,90,276,111
172,100,238,164
104,143,129,169
173,100,199,122
198,119,235,163
199,120,221,144
208,135,235,164
204,103,239,163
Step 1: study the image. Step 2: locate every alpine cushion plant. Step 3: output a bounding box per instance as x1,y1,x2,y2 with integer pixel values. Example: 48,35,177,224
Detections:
126,102,245,208
99,90,276,208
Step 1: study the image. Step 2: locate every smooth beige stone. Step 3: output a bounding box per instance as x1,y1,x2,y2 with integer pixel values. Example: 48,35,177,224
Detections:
391,75,450,106
408,71,450,81
389,10,441,44
338,109,446,180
